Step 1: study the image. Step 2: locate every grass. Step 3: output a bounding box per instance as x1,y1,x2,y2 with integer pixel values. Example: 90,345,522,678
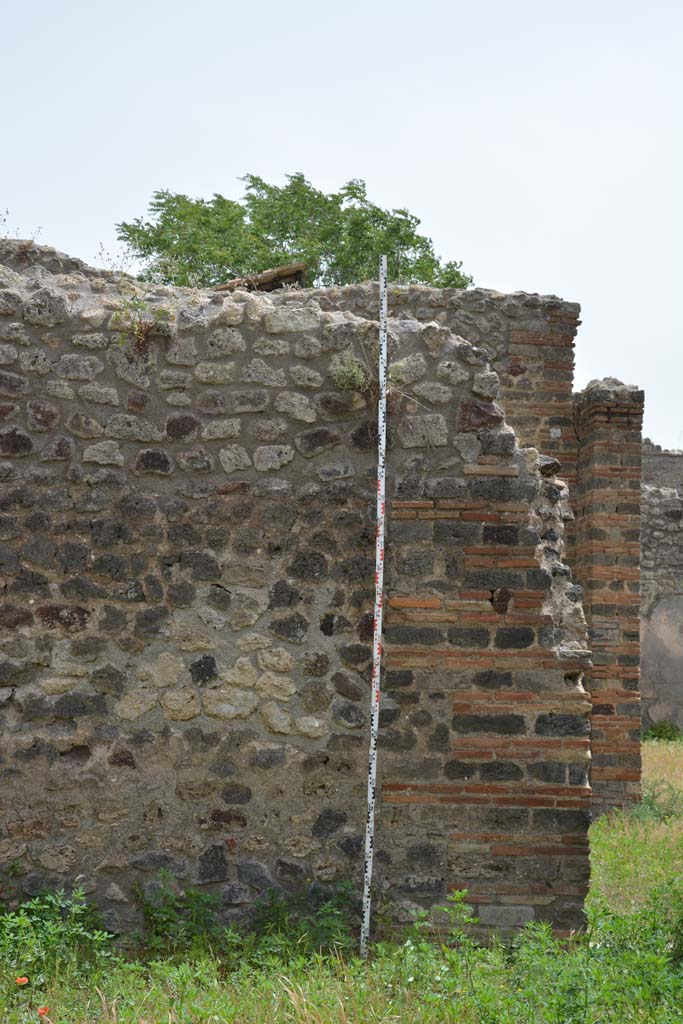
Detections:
590,740,683,914
4,741,683,1022
644,737,683,790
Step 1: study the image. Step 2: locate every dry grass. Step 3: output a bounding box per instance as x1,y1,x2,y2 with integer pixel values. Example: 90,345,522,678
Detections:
643,739,683,789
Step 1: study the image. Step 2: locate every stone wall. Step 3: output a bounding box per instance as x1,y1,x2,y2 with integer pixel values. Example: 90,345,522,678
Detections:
274,283,581,497
639,441,683,730
641,483,683,728
643,439,683,492
0,242,591,934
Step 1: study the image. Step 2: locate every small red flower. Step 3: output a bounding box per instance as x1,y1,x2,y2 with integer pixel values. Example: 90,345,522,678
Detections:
37,1009,50,1018
15,977,29,985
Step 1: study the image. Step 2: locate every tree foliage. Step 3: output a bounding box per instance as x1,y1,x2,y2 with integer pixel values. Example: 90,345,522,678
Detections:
116,174,472,289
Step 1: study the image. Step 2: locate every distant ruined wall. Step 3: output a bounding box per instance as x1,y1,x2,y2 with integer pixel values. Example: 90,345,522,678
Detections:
0,242,591,935
643,439,683,492
641,479,683,729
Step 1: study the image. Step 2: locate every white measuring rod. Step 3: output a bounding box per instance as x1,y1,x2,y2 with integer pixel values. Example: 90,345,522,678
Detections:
360,255,388,960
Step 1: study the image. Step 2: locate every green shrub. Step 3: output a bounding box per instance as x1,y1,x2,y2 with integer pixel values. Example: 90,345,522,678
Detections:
5,839,683,1024
248,881,357,957
5,883,683,1021
644,720,683,741
134,873,357,961
0,889,115,985
133,871,231,957
635,779,683,822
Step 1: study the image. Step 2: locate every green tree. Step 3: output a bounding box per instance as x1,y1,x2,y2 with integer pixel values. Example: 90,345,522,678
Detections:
116,174,472,289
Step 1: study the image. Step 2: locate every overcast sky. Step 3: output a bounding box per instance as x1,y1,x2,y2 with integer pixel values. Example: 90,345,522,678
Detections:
2,0,681,446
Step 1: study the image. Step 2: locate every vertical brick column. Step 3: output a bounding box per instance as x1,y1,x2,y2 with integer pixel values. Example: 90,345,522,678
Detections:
496,302,581,495
574,380,645,813
380,422,592,936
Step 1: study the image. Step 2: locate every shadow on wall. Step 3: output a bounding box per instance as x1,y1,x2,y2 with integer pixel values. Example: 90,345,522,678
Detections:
641,481,683,729
642,596,683,729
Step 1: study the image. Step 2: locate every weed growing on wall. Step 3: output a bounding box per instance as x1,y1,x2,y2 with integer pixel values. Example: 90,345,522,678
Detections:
96,243,176,352
329,352,373,393
0,209,43,243
328,349,415,437
110,280,174,353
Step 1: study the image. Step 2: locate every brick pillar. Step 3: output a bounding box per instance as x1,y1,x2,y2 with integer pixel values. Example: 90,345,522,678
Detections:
493,303,581,569
380,417,592,936
574,380,644,813
498,303,581,494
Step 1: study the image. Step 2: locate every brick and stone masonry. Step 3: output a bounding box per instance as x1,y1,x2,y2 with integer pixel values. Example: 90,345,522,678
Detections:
275,283,645,815
0,240,618,934
574,380,644,813
280,282,582,507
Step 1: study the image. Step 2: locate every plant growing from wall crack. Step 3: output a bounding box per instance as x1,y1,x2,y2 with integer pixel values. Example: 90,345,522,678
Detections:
110,280,174,354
